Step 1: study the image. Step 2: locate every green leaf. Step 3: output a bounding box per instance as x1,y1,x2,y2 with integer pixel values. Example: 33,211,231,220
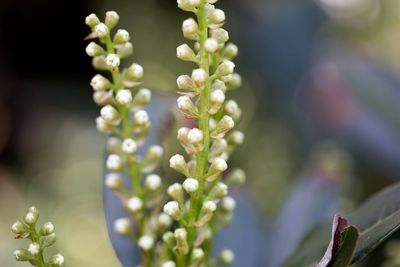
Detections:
330,225,359,267
283,182,400,267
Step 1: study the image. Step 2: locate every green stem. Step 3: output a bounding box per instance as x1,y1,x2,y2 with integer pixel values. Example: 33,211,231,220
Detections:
29,226,47,267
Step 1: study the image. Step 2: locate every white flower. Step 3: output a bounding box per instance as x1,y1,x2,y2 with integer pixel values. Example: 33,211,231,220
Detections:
116,89,133,105
106,154,122,170
204,38,219,53
177,44,196,61
134,110,149,125
126,197,143,213
162,261,176,267
100,105,119,122
192,68,208,84
158,213,172,228
220,249,235,264
182,18,198,40
105,173,123,190
106,54,120,70
121,138,137,154
126,63,143,80
50,254,65,266
145,174,162,191
187,128,203,144
202,201,217,212
216,60,235,76
210,89,225,104
94,23,109,38
90,74,110,91
114,218,131,235
221,196,236,211
210,9,226,24
138,235,154,251
86,42,104,57
114,29,130,44
163,201,180,218
105,11,120,28
182,178,199,193
85,13,100,27
28,243,40,255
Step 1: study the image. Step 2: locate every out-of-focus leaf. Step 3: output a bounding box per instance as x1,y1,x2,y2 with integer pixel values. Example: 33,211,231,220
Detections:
284,182,400,267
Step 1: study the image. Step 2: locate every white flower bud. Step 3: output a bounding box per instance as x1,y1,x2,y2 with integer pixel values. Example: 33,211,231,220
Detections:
49,254,64,266
163,201,181,219
41,233,56,248
167,183,184,203
121,138,137,154
105,11,120,29
145,174,161,191
85,13,100,28
158,213,172,228
202,200,217,213
105,173,123,190
96,117,113,133
27,243,40,256
177,0,201,12
225,100,242,121
107,137,122,154
114,218,131,235
40,222,55,236
94,23,109,38
177,44,196,61
216,60,235,77
204,38,219,53
210,28,229,44
212,79,227,92
211,115,234,139
106,154,122,170
86,42,105,57
142,145,163,173
222,43,238,59
101,105,120,123
182,178,199,193
162,261,176,267
227,168,246,185
219,249,235,264
133,110,149,125
192,68,208,85
114,29,130,44
132,88,152,108
138,235,154,251
222,73,242,90
106,54,120,70
177,96,198,118
187,128,203,144
177,75,195,91
207,0,218,3
126,63,143,80
126,197,143,213
210,182,228,199
116,89,133,105
13,249,31,261
11,221,28,235
229,131,244,145
24,212,38,225
174,228,189,255
90,74,111,91
182,18,198,40
211,157,228,172
221,196,236,211
92,55,108,70
209,89,225,114
117,42,133,58
93,90,113,106
209,9,226,25
191,248,205,261
169,154,187,174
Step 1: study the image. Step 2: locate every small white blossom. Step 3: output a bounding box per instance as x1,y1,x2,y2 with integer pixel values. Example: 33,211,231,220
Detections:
145,174,162,191
134,110,149,125
210,9,226,24
86,42,104,57
85,13,100,28
229,131,244,145
106,54,120,70
216,60,235,77
96,117,113,133
192,248,205,261
158,213,172,228
114,29,130,44
177,44,196,61
41,222,55,236
116,89,133,105
210,89,225,104
221,196,236,211
106,154,122,170
192,68,208,85
187,128,203,144
177,75,195,90
222,43,239,59
162,261,176,267
94,23,109,38
126,63,143,80
28,243,40,255
169,154,187,173
167,183,184,203
138,235,154,251
24,212,37,225
182,18,198,40
211,28,229,44
220,249,235,264
101,105,119,122
177,0,201,12
114,218,131,235
182,178,199,193
202,201,217,213
105,11,120,28
204,38,219,53
212,157,228,172
49,254,64,266
90,74,110,91
126,197,143,213
105,173,123,190
163,201,181,219
121,138,137,154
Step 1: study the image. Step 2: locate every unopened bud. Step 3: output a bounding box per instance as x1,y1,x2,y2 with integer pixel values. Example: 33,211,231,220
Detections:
117,42,133,58
101,105,120,124
216,60,235,77
41,233,57,248
225,100,242,121
133,110,149,126
132,88,151,108
105,173,123,191
105,11,120,29
209,9,226,25
162,261,176,267
145,174,161,191
13,249,32,261
114,218,131,235
192,68,208,86
116,89,133,105
177,44,196,61
96,117,113,133
86,42,105,57
121,138,137,154
222,43,238,59
157,213,172,229
163,201,181,220
11,221,28,235
24,207,39,225
182,18,198,40
106,154,123,171
187,128,203,144
222,73,242,90
226,168,246,185
167,183,184,203
106,54,120,71
125,63,144,80
209,89,225,114
221,196,236,212
90,74,111,91
169,154,188,175
191,248,205,262
40,222,55,236
210,139,228,159
92,56,109,70
126,197,143,213
114,29,130,44
138,235,154,251
28,242,40,255
85,13,100,28
177,75,196,91
94,23,109,38
177,0,201,12
182,178,199,194
142,145,164,173
163,231,176,248
210,182,228,199
174,228,189,255
219,249,235,265
48,253,64,267
212,79,227,93
228,131,244,146
211,115,234,139
204,38,219,53
210,28,229,44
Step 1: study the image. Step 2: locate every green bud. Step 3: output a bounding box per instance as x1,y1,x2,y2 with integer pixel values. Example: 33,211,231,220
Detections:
41,233,57,248
105,11,120,29
162,231,175,248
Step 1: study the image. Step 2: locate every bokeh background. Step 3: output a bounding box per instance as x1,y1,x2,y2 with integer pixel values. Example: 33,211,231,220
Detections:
2,0,400,266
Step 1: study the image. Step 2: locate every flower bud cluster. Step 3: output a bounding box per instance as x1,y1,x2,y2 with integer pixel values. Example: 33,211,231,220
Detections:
11,207,64,267
158,1,246,266
85,11,168,265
